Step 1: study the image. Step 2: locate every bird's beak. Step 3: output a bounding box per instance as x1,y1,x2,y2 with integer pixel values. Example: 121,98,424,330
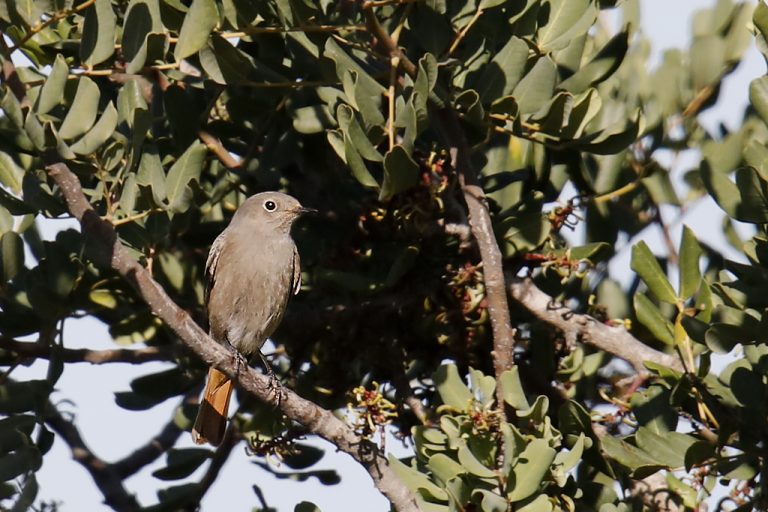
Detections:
295,206,318,216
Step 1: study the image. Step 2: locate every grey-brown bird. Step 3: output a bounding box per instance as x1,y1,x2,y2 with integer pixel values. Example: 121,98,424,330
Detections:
192,191,314,446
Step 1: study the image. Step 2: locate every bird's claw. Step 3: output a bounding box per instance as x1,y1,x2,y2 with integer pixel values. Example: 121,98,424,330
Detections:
258,351,284,406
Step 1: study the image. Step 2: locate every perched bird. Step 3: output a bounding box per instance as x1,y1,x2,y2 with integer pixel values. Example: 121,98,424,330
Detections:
192,191,314,446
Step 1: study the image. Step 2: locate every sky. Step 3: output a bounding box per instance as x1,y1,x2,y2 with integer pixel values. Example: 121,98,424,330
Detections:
8,1,766,511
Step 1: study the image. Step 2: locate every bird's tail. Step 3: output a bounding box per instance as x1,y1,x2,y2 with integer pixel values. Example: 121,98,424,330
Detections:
192,367,233,446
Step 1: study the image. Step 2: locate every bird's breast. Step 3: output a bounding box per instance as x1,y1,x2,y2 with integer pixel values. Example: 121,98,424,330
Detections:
207,234,297,356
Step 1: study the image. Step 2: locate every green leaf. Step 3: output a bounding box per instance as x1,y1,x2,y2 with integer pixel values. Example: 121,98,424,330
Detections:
0,446,41,481
471,489,508,512
600,436,663,477
122,0,164,63
388,455,448,502
58,77,100,140
379,145,419,201
559,30,629,94
633,293,675,346
508,439,556,502
635,428,696,469
457,442,496,478
294,502,321,512
690,35,725,90
427,453,464,484
80,0,116,66
0,152,24,194
337,105,382,162
434,364,472,410
199,34,256,85
499,367,529,410
70,101,118,155
174,0,218,61
555,433,585,473
36,54,68,115
476,36,529,103
678,225,702,299
537,0,596,52
512,57,557,114
165,141,206,213
749,76,768,124
324,39,386,98
152,448,211,480
630,241,677,304
0,231,24,282
292,105,334,134
342,133,379,190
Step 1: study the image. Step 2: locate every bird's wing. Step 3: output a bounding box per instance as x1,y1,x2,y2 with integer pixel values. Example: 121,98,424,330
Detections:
292,245,301,295
205,232,227,307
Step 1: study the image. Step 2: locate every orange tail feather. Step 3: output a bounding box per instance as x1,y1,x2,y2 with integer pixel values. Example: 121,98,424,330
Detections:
192,367,233,446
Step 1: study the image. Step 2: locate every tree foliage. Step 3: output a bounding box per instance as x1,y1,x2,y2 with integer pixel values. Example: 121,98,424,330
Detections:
0,0,766,510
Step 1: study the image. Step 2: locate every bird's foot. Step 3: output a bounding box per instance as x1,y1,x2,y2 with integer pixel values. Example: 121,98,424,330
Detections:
258,351,284,406
225,341,248,376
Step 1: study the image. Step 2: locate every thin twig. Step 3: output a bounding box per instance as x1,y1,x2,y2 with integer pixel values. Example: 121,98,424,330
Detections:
0,337,171,365
113,394,194,478
199,130,242,170
360,1,417,78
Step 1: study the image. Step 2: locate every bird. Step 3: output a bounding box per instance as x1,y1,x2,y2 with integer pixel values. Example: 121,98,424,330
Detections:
192,191,314,446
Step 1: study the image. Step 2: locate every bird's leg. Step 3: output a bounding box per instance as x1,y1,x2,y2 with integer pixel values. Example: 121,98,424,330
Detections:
257,350,284,405
224,340,247,377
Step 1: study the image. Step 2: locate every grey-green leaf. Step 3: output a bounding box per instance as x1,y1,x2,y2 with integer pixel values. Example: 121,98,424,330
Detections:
165,141,206,213
70,102,118,155
633,293,675,346
434,364,472,410
476,36,529,103
36,54,68,115
80,0,116,66
508,439,556,502
678,225,702,299
499,367,530,410
630,241,677,304
512,57,557,114
380,145,419,201
174,0,218,61
58,77,100,140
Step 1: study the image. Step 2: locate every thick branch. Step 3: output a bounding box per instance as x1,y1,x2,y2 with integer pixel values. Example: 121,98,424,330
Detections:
44,403,139,512
439,111,517,398
0,337,171,364
44,162,420,512
508,277,683,373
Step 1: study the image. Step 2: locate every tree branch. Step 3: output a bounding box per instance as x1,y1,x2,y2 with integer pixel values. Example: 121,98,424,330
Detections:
507,277,683,373
360,1,417,78
438,111,517,409
43,402,140,512
0,337,171,365
113,395,191,479
43,161,420,512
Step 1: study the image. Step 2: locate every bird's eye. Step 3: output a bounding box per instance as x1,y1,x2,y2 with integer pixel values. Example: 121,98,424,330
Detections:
263,200,277,212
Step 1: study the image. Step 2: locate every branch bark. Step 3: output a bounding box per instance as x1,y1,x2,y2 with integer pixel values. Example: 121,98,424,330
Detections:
44,161,421,512
0,337,171,365
44,402,140,512
507,277,683,373
439,111,517,409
